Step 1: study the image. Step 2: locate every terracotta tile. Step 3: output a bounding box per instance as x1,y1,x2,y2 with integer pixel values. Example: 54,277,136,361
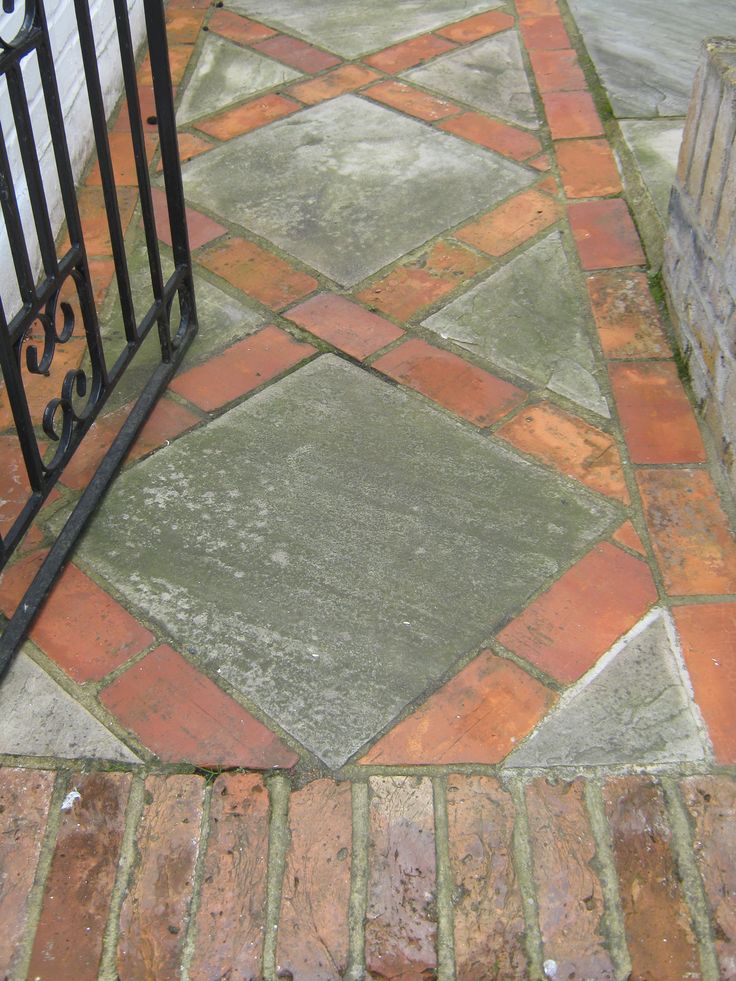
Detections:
612,520,646,555
497,542,658,683
199,237,317,309
0,436,36,539
555,138,622,198
637,468,736,595
157,132,213,171
537,174,558,195
100,645,299,767
150,186,225,250
528,48,586,92
586,270,672,358
530,153,552,171
569,199,646,270
0,335,87,432
456,187,562,256
360,652,556,764
87,258,117,307
356,239,490,320
170,325,316,411
517,0,559,14
285,293,404,359
165,8,207,45
519,14,571,50
168,0,211,8
675,605,736,763
437,10,515,43
440,111,542,161
251,35,340,73
542,90,603,139
373,338,526,426
86,132,158,187
127,396,202,462
363,80,459,121
496,401,629,502
194,94,300,140
208,8,278,44
71,186,138,256
287,65,380,104
137,45,193,87
113,86,175,133
363,33,456,73
609,361,706,464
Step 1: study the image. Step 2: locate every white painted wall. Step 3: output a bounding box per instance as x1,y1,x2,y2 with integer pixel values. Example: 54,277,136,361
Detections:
0,0,145,318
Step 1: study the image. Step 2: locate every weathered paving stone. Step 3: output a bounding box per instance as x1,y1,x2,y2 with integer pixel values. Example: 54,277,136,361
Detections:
446,775,527,979
619,118,684,220
79,356,619,767
227,0,500,58
506,613,708,767
276,779,352,978
422,233,610,417
366,777,437,978
182,95,535,286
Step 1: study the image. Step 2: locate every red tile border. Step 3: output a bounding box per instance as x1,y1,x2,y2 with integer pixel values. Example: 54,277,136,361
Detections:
363,34,456,73
199,237,317,309
456,187,562,256
251,35,341,73
363,80,459,121
586,270,672,358
555,138,623,198
542,90,603,140
568,199,646,270
285,293,404,359
439,112,543,161
437,10,515,43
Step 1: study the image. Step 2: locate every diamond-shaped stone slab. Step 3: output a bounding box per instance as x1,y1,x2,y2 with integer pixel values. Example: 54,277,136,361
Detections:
403,33,538,128
182,95,535,286
227,0,502,58
78,357,620,767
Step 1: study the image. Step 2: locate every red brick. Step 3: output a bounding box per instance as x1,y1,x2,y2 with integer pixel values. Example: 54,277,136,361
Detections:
285,293,404,358
117,775,205,979
137,44,193,87
496,401,629,502
86,132,157,186
360,651,556,765
612,520,646,555
165,8,206,44
195,94,299,140
609,361,706,464
189,774,269,980
637,468,736,595
555,138,622,198
287,64,380,104
366,777,437,978
527,779,615,979
276,780,352,977
0,769,55,978
456,188,563,256
373,338,526,426
72,186,138,256
208,8,277,44
363,33,456,73
28,772,132,981
170,325,316,411
199,237,317,309
498,542,658,683
517,0,559,15
681,776,736,973
530,152,552,171
157,132,213,171
0,436,34,539
674,605,736,763
150,186,225,250
113,86,172,134
437,10,515,43
519,14,571,50
569,198,646,270
528,48,586,92
364,79,459,120
603,777,700,980
542,90,604,139
251,35,340,73
440,111,543,160
446,776,527,978
586,270,672,358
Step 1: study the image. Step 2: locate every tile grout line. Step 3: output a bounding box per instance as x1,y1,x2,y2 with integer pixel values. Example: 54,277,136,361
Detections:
344,780,369,980
432,775,457,980
508,773,545,980
262,772,290,979
179,778,214,981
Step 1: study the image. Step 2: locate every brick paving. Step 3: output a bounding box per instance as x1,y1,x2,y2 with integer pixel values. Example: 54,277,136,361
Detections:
0,0,735,976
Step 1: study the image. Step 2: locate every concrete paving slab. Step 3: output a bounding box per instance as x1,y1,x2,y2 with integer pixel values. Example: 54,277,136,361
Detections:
181,95,535,286
402,33,538,128
422,232,609,416
226,0,502,58
78,356,620,767
506,612,708,767
619,118,683,221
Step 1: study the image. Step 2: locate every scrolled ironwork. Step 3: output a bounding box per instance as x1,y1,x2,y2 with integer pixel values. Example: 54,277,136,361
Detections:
0,0,35,51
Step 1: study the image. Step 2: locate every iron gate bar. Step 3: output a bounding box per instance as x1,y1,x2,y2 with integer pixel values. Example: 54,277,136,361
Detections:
0,0,198,673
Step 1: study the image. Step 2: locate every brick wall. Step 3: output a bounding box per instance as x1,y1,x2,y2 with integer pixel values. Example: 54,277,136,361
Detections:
664,38,736,496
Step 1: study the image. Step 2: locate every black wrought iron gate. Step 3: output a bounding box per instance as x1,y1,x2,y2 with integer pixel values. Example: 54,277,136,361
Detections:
0,0,197,669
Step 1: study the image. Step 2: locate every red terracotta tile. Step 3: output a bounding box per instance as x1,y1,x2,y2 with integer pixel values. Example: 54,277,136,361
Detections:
437,10,515,43
517,0,559,14
496,401,629,502
537,174,559,195
637,468,736,595
586,270,672,358
530,153,552,171
127,397,201,462
157,132,213,171
194,94,300,140
251,35,340,73
528,48,586,92
86,132,158,187
170,325,316,411
363,34,456,73
199,237,317,309
373,338,526,426
363,80,459,121
150,186,225,250
569,199,646,270
555,138,622,198
440,111,542,161
0,436,35,539
285,293,404,359
86,258,117,307
0,336,87,432
113,86,174,134
208,8,278,44
542,91,603,140
360,651,556,764
71,186,138,256
519,14,571,50
287,65,380,104
609,361,706,464
137,45,193,87
165,8,207,44
456,187,562,256
612,520,646,555
497,542,658,683
675,604,736,763
100,645,298,767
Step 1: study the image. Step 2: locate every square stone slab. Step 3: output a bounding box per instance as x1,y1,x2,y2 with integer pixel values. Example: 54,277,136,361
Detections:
79,357,620,767
619,119,683,220
227,0,501,58
181,95,535,286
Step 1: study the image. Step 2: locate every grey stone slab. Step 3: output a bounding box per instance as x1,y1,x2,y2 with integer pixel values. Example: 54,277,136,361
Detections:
181,95,535,286
506,613,708,767
402,33,538,128
620,118,684,220
227,0,502,58
0,651,140,762
177,34,300,126
567,0,736,117
78,356,620,768
422,232,609,416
